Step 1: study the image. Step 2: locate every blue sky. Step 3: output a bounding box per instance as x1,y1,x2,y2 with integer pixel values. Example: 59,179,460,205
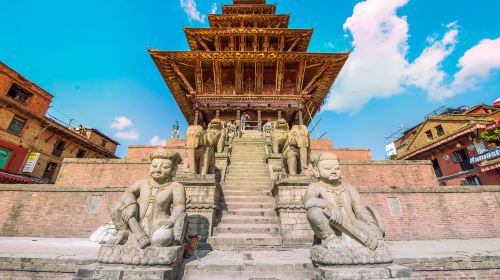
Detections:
1,0,499,159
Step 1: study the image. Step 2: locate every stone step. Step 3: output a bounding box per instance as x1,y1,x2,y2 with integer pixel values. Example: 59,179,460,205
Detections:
223,190,272,196
222,202,275,209
224,178,270,182
215,225,280,235
181,268,313,280
221,215,279,224
228,162,268,166
222,186,272,192
224,177,271,183
181,250,314,280
223,196,274,203
223,208,277,216
209,234,283,250
226,173,270,177
227,167,269,172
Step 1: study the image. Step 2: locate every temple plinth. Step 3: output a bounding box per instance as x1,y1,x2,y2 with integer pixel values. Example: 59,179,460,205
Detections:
149,0,348,128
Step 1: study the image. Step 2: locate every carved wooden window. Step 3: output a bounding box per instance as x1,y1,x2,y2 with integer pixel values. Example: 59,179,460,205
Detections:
7,84,31,105
7,116,26,135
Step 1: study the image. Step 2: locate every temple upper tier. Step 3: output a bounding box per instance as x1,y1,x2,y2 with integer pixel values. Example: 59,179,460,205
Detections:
149,0,349,126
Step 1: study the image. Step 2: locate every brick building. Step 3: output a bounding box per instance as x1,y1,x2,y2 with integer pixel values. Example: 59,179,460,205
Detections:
0,62,118,183
395,103,500,186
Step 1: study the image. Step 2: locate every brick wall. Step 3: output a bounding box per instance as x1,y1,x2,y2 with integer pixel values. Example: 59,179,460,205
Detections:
341,160,438,187
332,148,372,160
0,185,121,238
126,140,186,160
1,184,498,241
56,158,438,187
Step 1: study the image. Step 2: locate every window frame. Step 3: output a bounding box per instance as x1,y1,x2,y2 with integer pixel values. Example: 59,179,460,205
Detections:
435,125,445,137
6,84,31,105
7,115,27,135
425,130,434,140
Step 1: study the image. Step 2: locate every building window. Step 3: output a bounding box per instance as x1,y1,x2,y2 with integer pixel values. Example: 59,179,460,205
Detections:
0,147,12,169
435,125,445,137
425,130,433,140
431,159,443,177
451,149,474,171
52,140,65,157
6,84,31,104
7,116,26,135
101,140,107,147
42,162,57,181
76,149,86,158
461,176,481,186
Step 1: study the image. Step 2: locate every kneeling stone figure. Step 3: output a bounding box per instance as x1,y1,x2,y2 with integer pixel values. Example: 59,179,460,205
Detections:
304,152,393,265
101,148,187,266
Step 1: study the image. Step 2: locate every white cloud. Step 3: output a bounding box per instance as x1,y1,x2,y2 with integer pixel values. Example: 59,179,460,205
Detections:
210,3,217,14
326,0,410,112
404,29,458,99
180,0,206,23
451,38,500,93
325,0,500,112
115,129,140,140
325,42,335,49
150,135,166,146
110,116,133,130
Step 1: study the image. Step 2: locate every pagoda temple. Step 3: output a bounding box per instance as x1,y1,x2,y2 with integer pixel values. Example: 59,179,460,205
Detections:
149,0,349,129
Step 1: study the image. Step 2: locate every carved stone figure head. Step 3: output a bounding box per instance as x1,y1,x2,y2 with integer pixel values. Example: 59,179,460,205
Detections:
208,118,223,131
149,148,182,183
273,119,289,131
312,152,341,183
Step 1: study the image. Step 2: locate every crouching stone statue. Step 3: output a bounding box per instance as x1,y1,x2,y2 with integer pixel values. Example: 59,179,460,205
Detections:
304,152,393,265
101,147,187,266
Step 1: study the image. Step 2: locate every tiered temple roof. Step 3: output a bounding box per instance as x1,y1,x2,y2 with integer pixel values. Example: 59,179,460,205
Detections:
150,0,348,125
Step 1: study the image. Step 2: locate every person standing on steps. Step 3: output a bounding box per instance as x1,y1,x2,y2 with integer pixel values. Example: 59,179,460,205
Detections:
171,120,180,139
240,113,247,131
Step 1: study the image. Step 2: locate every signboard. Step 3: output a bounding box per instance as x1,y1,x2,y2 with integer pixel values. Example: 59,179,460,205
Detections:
22,152,40,173
469,146,500,165
385,142,397,158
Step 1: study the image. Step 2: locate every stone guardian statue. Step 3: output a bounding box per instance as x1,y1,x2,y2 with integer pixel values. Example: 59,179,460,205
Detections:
304,152,392,265
103,148,187,266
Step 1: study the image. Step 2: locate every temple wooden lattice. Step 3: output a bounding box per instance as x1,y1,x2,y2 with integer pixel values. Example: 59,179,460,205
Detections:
149,0,349,129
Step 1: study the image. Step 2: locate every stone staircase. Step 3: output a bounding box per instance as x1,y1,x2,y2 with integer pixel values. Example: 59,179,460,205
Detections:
209,132,283,250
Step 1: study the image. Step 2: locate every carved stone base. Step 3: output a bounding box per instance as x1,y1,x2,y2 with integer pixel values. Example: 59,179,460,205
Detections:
97,245,184,266
315,264,412,280
74,263,178,280
311,243,393,265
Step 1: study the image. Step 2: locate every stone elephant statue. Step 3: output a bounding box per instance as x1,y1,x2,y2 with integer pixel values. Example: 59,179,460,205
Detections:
185,125,215,175
270,119,289,154
206,118,226,153
282,124,310,175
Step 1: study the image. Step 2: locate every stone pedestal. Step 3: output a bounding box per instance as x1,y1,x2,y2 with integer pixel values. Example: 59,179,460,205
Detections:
315,264,412,280
177,174,220,249
273,174,317,246
74,245,184,280
215,152,230,182
266,153,282,180
74,263,177,280
311,243,393,265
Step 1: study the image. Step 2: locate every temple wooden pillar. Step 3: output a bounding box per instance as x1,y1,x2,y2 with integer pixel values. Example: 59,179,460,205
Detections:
216,110,220,118
194,109,199,125
236,110,241,121
258,110,262,131
278,110,282,119
298,111,303,125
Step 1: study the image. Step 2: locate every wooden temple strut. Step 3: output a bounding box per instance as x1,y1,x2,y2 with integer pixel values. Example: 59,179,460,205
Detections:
169,62,196,95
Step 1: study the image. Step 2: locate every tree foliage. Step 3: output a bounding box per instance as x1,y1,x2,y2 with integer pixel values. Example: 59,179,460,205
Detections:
480,128,500,141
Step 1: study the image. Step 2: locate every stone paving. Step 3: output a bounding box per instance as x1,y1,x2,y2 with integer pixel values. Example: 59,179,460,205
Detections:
1,237,499,262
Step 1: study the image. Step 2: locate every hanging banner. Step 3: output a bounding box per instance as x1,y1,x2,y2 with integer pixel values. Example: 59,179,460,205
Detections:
22,152,40,173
